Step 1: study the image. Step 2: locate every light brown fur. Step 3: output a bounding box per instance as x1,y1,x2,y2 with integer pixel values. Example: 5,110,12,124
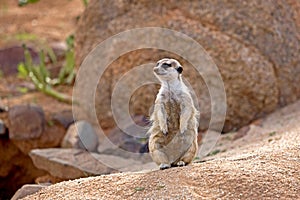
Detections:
148,58,199,170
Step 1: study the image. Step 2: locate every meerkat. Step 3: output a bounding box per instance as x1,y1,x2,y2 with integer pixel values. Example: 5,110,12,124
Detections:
148,58,199,170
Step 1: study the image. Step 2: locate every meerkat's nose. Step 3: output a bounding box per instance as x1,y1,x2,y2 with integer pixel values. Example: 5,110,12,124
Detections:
153,67,159,73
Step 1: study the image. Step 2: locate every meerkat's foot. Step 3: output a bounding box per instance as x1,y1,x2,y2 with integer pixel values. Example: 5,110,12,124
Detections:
179,124,187,134
176,161,186,167
161,126,168,135
159,163,171,170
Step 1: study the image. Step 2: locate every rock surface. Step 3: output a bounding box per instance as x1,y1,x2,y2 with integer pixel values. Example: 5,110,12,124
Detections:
29,148,112,179
22,125,300,199
11,184,45,200
29,148,156,180
75,0,300,131
52,110,74,129
11,122,66,155
61,121,98,152
8,105,45,140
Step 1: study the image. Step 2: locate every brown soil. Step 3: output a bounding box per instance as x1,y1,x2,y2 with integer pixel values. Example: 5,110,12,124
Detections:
0,0,84,47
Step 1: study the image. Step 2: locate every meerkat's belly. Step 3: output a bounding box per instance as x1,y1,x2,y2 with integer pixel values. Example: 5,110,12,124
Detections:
164,99,180,132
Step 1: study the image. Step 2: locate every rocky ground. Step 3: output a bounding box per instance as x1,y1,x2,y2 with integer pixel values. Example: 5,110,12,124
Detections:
20,100,300,199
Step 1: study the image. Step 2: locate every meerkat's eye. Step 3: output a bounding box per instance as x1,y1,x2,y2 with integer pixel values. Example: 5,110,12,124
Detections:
176,66,183,74
162,63,172,69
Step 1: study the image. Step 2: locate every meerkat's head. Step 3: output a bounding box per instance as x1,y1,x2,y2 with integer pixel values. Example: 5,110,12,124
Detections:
153,58,183,82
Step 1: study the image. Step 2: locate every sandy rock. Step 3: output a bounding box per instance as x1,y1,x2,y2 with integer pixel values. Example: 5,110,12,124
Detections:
23,125,300,199
29,148,156,181
8,105,45,140
29,148,113,179
75,0,299,132
92,154,151,172
11,184,46,200
61,121,98,152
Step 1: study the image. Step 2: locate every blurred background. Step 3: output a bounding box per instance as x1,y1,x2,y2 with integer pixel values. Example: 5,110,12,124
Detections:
0,0,299,199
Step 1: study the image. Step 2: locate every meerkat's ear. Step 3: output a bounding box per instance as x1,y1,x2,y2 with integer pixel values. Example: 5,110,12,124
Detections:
177,66,183,74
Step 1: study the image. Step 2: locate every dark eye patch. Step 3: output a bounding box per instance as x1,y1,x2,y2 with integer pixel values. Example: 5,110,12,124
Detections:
162,63,172,68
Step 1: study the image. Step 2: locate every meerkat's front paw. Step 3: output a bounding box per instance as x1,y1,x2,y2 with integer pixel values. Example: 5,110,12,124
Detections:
180,124,187,134
159,121,168,135
159,163,171,170
161,129,168,135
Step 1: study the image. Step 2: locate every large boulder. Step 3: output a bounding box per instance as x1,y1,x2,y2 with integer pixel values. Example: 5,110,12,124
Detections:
75,0,300,131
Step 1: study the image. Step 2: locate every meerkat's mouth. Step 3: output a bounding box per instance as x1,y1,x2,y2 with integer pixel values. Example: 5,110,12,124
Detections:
155,72,167,76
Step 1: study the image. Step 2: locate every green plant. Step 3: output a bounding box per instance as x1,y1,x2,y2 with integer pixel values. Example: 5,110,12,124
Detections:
18,0,40,6
56,35,75,85
269,131,276,137
18,44,73,104
82,0,89,7
14,33,38,41
134,187,145,192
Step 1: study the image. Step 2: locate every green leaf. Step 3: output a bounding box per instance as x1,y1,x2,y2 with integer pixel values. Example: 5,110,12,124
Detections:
17,87,29,94
17,63,29,78
134,187,145,192
82,0,89,7
58,49,75,84
44,45,57,63
38,50,50,83
66,34,75,50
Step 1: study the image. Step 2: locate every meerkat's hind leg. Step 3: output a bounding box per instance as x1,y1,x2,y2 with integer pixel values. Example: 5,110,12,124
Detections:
150,149,171,170
180,142,198,165
176,161,186,167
